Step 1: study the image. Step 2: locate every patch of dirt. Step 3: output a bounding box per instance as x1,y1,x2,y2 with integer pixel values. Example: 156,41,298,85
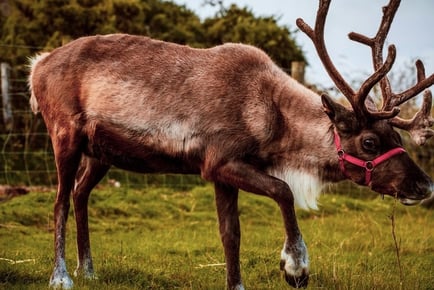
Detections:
0,185,29,201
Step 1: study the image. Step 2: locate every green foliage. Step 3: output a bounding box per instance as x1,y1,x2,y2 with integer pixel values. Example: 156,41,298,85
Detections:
0,185,433,289
144,0,205,46
203,4,305,68
0,0,303,69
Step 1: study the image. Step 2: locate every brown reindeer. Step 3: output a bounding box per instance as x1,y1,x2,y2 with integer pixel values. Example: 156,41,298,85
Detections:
28,0,433,289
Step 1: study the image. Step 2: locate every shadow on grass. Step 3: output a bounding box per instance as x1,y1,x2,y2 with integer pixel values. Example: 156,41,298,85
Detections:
87,267,183,289
0,265,182,290
0,267,45,287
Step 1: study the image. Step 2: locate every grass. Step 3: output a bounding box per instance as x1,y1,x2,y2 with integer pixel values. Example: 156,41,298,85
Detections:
0,184,433,289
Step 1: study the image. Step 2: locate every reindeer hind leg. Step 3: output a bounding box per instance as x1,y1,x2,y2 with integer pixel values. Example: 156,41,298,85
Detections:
49,128,84,289
72,156,110,279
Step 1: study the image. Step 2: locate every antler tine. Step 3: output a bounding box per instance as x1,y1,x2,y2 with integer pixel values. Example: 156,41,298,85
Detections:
357,44,400,119
389,90,434,145
385,60,434,109
296,0,357,110
416,59,426,81
388,60,434,145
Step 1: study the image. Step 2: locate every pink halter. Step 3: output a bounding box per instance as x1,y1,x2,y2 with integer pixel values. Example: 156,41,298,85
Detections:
333,129,406,185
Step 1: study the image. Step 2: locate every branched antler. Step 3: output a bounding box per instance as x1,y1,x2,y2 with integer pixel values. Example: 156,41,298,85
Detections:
348,0,400,105
297,0,434,144
390,90,434,145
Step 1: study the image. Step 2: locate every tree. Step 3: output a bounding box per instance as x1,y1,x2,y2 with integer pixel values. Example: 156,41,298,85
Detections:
0,0,205,65
203,4,305,72
0,0,305,68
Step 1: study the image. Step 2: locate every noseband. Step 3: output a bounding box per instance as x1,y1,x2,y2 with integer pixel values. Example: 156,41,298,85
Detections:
333,129,406,185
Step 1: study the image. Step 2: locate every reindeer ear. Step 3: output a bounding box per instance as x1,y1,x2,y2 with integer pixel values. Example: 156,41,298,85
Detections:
321,94,357,132
321,94,345,120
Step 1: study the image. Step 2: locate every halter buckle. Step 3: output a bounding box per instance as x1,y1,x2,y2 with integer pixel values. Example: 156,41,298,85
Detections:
365,161,374,171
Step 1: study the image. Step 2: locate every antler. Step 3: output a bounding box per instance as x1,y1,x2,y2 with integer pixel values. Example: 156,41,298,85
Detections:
297,0,434,144
348,0,434,145
389,90,434,145
295,0,399,120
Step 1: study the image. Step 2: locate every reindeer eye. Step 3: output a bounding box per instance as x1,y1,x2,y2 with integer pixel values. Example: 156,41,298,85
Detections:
362,138,377,152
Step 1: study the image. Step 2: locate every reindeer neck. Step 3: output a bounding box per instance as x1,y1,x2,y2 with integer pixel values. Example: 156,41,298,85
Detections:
270,77,345,184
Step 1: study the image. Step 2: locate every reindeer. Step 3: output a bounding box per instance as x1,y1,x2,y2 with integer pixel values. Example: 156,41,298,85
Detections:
28,0,433,289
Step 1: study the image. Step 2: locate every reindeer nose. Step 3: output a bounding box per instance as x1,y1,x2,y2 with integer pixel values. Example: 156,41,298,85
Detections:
417,180,434,199
420,184,434,207
398,180,433,206
428,183,434,199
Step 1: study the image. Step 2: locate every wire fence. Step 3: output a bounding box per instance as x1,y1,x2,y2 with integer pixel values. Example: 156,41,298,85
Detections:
0,120,206,190
0,66,205,190
1,125,206,190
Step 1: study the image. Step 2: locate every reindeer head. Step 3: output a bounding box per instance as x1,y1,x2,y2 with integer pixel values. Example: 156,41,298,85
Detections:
297,0,434,205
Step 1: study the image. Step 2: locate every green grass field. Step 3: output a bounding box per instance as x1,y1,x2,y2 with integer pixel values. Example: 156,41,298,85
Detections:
0,184,433,289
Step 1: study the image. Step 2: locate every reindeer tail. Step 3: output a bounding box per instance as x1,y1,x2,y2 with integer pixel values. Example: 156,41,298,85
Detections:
28,52,50,114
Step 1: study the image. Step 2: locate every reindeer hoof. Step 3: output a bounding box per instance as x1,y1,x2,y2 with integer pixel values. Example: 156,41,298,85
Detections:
280,260,309,288
74,267,98,280
49,275,74,289
283,270,309,288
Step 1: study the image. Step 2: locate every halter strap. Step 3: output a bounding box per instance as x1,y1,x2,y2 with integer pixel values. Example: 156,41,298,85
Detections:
333,129,406,185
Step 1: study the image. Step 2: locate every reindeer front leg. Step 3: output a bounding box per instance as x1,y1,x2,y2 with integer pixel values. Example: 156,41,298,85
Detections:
214,182,243,290
206,160,309,289
279,212,309,287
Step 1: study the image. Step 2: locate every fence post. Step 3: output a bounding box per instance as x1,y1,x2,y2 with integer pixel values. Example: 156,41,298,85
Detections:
291,61,305,84
1,62,13,130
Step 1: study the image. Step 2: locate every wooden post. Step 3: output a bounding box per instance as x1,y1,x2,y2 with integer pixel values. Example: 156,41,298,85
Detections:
1,62,13,130
291,61,305,84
